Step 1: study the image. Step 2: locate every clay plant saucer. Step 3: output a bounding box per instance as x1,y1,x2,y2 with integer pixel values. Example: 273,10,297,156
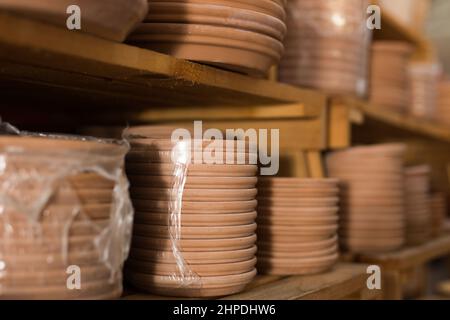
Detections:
68,173,115,189
257,197,338,207
127,268,256,289
257,254,338,275
125,257,256,277
258,177,338,188
129,39,277,76
127,149,256,165
6,203,113,221
257,235,337,252
0,220,110,238
257,187,338,198
339,228,405,238
129,245,257,264
1,263,112,286
327,143,406,160
144,3,286,40
127,175,257,189
50,189,114,205
153,0,286,20
134,211,257,227
257,206,339,217
132,223,257,239
258,244,338,259
257,214,338,226
1,278,121,300
129,187,257,201
130,234,257,252
0,0,148,42
126,163,257,177
258,224,338,236
131,199,257,213
127,137,255,153
339,197,404,207
1,250,102,270
0,136,127,156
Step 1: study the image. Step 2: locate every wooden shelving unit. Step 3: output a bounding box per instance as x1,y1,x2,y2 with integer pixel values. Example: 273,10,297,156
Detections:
350,234,450,300
122,263,381,300
0,13,326,126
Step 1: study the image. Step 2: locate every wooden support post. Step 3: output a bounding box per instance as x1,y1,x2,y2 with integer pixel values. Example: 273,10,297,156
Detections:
383,269,403,300
306,151,325,178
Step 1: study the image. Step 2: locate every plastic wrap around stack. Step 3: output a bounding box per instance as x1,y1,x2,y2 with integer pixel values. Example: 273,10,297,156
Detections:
408,63,440,120
327,144,406,253
279,0,371,97
0,134,132,299
435,80,450,126
404,165,432,246
127,0,287,76
370,41,414,112
256,178,339,275
430,193,447,238
123,126,258,297
0,0,148,42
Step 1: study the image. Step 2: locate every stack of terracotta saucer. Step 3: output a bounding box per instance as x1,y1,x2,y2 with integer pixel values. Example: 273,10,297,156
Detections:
404,165,432,245
123,126,258,297
127,0,287,76
435,80,450,126
279,0,371,97
326,144,406,253
430,193,447,238
0,135,131,299
255,177,339,275
0,0,148,41
407,63,440,119
370,41,414,112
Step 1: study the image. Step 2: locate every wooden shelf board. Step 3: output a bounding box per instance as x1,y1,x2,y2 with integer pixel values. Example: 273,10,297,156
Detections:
357,234,450,269
340,97,450,144
122,263,379,300
0,13,326,124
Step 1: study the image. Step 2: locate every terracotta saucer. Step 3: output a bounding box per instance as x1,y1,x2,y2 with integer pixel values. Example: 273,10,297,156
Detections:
127,280,251,298
258,224,338,235
257,197,338,207
68,173,115,189
130,234,257,252
257,214,338,226
144,3,286,40
257,235,337,252
327,143,406,159
0,136,127,156
257,254,338,275
152,0,286,20
258,177,338,188
129,246,257,264
257,187,338,198
127,175,257,189
127,138,255,153
126,268,256,288
125,257,256,277
129,187,257,201
132,223,257,239
0,220,110,238
1,263,112,285
131,199,257,213
127,150,256,165
126,163,257,177
257,244,338,259
1,278,121,300
257,206,339,216
0,0,148,42
134,211,257,227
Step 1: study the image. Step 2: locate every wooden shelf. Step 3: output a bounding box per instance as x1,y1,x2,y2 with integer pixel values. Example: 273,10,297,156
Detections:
0,13,326,126
339,97,450,144
122,263,381,300
357,234,450,269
